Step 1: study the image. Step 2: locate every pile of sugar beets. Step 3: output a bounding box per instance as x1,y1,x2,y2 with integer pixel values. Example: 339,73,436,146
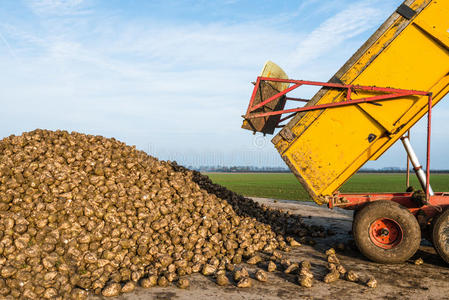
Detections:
0,129,335,299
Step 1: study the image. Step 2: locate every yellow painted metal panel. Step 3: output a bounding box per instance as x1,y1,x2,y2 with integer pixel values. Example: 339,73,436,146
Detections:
272,0,449,204
284,105,384,192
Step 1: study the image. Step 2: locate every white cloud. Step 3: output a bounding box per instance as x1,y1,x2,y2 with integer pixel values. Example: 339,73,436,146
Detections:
26,0,90,16
0,30,19,62
223,0,240,4
290,1,383,67
0,14,299,145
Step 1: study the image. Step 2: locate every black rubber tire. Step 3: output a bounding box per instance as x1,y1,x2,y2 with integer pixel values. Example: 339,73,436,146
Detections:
351,209,359,234
353,201,421,263
432,208,449,264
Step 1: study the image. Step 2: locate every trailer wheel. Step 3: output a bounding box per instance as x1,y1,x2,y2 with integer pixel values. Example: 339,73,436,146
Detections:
432,209,449,264
351,209,359,234
353,201,420,263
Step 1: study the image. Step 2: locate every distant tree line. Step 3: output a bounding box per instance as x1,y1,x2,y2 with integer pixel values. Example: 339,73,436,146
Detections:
359,168,449,174
189,166,290,173
188,165,449,173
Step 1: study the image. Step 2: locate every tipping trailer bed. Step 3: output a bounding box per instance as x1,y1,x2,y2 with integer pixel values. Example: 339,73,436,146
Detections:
242,0,449,264
244,0,449,205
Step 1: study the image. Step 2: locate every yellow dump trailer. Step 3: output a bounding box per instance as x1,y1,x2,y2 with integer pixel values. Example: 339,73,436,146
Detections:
246,0,449,204
242,0,449,264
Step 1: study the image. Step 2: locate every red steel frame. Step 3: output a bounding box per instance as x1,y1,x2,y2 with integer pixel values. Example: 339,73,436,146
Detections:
244,77,449,219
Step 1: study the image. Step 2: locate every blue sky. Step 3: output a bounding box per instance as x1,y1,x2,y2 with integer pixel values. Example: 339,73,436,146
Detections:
1,0,448,169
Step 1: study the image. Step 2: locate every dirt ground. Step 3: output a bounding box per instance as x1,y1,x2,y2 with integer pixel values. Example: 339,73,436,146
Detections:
92,198,449,300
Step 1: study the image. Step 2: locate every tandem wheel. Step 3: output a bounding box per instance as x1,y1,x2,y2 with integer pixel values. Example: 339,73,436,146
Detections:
432,208,449,264
352,201,421,263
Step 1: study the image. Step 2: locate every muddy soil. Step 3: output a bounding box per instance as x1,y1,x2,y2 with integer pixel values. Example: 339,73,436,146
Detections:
92,198,449,300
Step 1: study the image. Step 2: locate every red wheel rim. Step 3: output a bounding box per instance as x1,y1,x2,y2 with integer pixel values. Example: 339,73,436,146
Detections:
369,218,403,249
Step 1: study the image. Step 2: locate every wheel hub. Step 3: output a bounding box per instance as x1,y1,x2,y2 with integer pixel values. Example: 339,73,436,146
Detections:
379,228,390,236
369,218,403,249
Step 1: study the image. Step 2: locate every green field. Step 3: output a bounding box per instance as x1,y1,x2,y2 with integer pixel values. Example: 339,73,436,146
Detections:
205,173,449,201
